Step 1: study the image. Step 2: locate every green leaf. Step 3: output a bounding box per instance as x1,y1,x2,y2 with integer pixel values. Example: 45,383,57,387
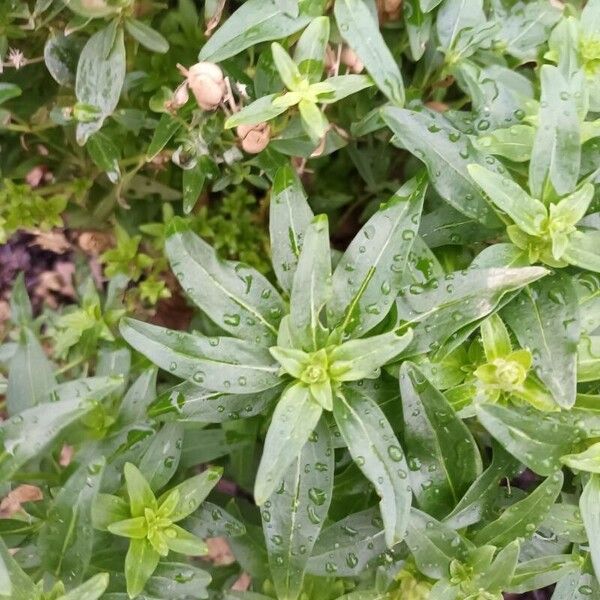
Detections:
329,175,426,336
405,508,472,579
39,457,106,584
563,231,600,273
87,131,121,183
262,418,333,600
149,382,282,423
508,555,581,594
474,125,535,163
124,18,169,53
399,363,481,519
529,66,581,199
199,0,319,63
562,442,600,473
289,215,331,351
138,423,183,491
397,267,548,357
382,107,502,228
57,573,109,600
124,462,156,517
472,471,563,546
182,163,206,215
405,0,432,61
444,443,521,529
307,507,386,576
580,474,600,580
147,113,182,160
9,273,32,326
502,273,580,409
120,318,279,393
436,0,486,52
164,525,208,555
75,24,126,144
225,94,289,128
272,42,303,90
334,384,411,547
467,164,547,235
0,538,35,599
317,74,373,103
329,329,413,381
92,493,130,531
298,99,328,143
293,16,329,83
334,0,404,106
552,565,599,600
159,466,221,522
0,83,21,106
144,562,211,599
165,221,285,345
0,395,102,482
125,538,160,598
269,164,314,293
255,384,323,504
476,404,577,475
6,327,56,416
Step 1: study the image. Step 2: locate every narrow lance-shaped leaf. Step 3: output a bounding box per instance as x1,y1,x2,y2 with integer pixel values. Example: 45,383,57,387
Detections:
444,442,521,530
269,164,314,294
400,362,481,519
382,107,503,228
165,218,285,345
38,457,106,584
306,507,387,577
529,65,581,200
0,538,35,599
75,24,126,144
293,16,329,82
254,384,323,505
580,474,600,581
262,418,333,600
333,383,411,547
138,423,183,492
397,267,548,357
289,215,331,351
436,0,486,52
0,389,118,482
473,471,564,546
502,273,580,409
7,327,56,416
328,175,426,336
199,0,320,63
467,164,547,235
120,318,279,394
476,404,578,475
334,0,404,106
405,508,473,579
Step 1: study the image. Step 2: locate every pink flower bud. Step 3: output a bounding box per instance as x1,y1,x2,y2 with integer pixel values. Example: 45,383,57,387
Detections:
341,48,364,74
237,123,271,154
180,62,226,111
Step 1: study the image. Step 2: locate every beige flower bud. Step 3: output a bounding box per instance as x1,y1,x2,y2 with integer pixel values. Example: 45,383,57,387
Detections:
341,47,364,74
237,123,271,154
324,45,338,76
377,0,402,21
165,82,190,112
179,62,226,111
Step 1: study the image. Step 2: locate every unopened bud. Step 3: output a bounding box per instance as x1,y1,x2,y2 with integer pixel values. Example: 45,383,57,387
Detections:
179,62,226,111
341,48,364,74
237,122,271,154
377,0,402,21
165,82,190,112
324,45,337,76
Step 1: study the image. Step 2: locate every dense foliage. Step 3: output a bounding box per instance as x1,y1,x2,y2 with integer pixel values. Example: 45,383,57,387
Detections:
1,0,600,598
